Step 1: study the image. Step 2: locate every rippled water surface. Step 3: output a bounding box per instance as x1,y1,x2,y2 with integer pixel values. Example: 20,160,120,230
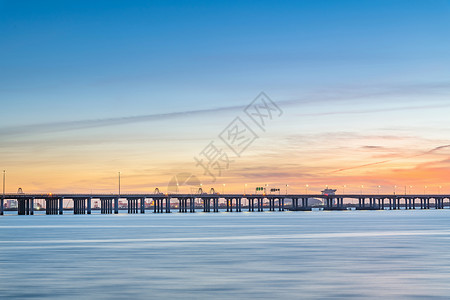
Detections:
1,210,450,299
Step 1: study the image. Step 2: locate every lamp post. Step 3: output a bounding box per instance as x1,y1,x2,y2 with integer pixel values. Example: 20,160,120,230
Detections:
360,185,364,196
377,185,381,195
118,172,121,197
222,184,225,194
305,184,309,195
285,184,288,195
439,186,442,195
409,185,413,195
343,185,346,194
244,184,247,195
2,170,5,198
394,185,397,195
424,185,427,195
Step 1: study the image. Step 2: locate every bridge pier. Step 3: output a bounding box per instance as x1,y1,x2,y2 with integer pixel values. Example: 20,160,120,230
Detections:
165,198,170,213
141,198,145,213
59,198,64,215
30,198,34,215
114,198,119,214
45,198,60,215
190,198,195,213
128,199,138,214
87,198,91,214
159,199,163,213
18,199,34,215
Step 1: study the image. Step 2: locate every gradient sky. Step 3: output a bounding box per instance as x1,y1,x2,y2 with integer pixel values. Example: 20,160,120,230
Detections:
1,0,450,194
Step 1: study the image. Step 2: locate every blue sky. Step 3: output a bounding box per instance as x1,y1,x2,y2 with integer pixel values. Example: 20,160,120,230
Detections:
1,1,449,193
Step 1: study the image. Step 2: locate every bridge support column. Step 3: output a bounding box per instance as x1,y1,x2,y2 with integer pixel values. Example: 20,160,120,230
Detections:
87,198,91,214
0,198,3,215
190,198,195,213
59,198,64,215
29,198,34,215
18,199,25,215
114,198,119,214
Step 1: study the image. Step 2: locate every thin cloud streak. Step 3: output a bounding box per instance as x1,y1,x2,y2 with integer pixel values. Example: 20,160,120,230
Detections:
1,81,449,138
328,145,450,174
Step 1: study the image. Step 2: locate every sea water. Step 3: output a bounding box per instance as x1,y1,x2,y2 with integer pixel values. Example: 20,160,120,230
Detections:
1,210,450,299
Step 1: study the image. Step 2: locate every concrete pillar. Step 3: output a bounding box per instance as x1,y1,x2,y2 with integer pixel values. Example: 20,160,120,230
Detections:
86,198,91,214
29,198,34,215
58,198,63,215
0,197,3,215
113,198,118,214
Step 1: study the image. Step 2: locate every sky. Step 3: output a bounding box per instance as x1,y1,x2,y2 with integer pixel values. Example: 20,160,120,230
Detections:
1,0,450,195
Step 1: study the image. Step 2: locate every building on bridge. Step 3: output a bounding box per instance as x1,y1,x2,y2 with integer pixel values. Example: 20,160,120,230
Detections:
321,188,337,196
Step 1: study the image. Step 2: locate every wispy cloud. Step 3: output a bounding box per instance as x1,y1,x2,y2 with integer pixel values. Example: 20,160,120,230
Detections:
2,81,449,139
328,145,450,174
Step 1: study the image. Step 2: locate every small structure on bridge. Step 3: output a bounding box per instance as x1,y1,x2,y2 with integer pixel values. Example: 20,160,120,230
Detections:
322,188,337,196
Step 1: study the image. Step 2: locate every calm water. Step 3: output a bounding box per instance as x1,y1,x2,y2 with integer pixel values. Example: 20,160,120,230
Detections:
1,210,450,299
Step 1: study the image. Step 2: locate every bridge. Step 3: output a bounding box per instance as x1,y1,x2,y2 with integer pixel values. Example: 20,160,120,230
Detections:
1,191,450,215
